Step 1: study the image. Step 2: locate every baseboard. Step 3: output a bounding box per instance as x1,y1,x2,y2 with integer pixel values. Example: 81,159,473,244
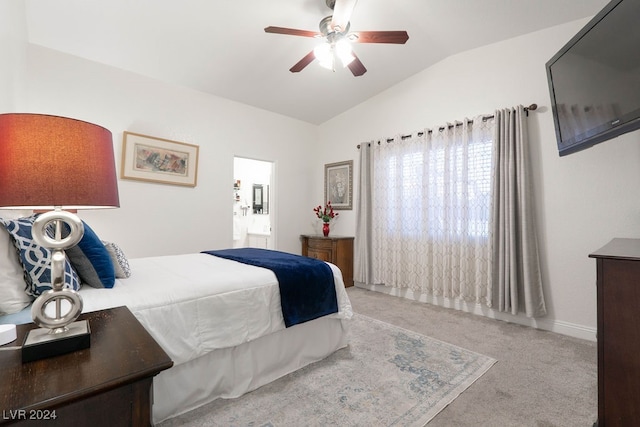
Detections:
354,283,597,342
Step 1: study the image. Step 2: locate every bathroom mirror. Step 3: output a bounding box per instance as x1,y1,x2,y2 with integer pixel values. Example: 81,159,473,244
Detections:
252,184,269,214
253,184,263,214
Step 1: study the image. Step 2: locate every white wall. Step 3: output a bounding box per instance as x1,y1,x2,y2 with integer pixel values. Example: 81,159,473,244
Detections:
17,44,318,258
317,19,640,339
0,1,27,111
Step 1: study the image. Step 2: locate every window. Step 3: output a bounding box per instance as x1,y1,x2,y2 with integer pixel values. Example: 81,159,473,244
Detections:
378,128,493,241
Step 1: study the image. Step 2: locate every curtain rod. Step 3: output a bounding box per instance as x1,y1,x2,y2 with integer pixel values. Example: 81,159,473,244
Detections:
357,103,538,149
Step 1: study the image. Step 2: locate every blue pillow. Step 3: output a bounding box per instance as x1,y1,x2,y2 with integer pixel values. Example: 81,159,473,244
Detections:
65,221,116,288
0,215,81,297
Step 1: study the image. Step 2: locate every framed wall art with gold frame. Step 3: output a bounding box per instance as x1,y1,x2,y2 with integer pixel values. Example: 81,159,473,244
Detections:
324,160,352,210
121,131,199,187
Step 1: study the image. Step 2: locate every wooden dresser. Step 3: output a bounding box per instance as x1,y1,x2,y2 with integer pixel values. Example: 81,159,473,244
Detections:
0,306,173,426
590,238,640,426
301,235,354,287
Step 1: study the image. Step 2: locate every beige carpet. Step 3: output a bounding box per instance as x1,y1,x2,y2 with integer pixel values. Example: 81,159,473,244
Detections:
348,287,598,426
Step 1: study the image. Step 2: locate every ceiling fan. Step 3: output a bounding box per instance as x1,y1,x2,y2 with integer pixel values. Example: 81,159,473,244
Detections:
264,0,409,76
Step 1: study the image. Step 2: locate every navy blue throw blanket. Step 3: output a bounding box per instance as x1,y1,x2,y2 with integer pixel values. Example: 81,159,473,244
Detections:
202,248,338,327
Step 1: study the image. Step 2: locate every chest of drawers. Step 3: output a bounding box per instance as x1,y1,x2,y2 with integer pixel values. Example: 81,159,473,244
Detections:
301,235,354,287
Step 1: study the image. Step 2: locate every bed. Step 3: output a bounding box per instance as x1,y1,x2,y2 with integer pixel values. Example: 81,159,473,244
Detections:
0,219,353,424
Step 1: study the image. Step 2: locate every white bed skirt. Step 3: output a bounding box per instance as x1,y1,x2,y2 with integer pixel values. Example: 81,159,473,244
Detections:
153,315,351,424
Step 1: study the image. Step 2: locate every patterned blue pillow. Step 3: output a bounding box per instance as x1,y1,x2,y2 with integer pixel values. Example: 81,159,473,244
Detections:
0,215,81,297
103,241,131,279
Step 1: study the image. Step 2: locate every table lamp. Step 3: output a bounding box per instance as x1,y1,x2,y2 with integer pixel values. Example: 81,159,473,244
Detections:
0,113,119,362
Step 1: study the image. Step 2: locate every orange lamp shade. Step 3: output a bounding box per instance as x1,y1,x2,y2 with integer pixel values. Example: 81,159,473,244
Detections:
0,113,119,209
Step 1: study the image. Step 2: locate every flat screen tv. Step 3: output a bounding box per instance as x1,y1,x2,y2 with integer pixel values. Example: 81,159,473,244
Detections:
546,0,640,156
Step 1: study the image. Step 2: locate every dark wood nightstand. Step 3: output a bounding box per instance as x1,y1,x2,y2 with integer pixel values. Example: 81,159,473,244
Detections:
0,306,173,426
301,235,354,287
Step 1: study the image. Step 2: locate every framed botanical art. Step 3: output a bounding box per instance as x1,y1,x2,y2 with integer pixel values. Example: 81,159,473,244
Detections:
121,131,199,187
324,160,353,210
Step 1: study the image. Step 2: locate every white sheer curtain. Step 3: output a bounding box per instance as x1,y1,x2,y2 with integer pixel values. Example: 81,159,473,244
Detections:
367,116,494,306
355,108,546,316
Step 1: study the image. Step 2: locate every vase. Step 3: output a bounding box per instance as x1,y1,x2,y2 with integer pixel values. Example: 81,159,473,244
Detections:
322,222,330,237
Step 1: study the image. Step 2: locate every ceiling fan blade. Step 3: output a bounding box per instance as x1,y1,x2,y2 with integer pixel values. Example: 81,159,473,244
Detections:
351,30,409,44
348,53,367,77
290,51,316,73
331,0,358,32
264,26,321,38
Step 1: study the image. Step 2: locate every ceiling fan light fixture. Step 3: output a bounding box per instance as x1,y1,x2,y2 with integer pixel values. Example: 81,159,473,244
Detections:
335,39,355,66
319,56,335,70
313,43,335,70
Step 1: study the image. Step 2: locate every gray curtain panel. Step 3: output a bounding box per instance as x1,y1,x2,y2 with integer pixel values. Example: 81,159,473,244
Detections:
492,106,546,317
354,142,373,284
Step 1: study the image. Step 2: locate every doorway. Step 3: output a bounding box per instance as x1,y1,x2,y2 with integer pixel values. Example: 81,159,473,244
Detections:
233,157,275,249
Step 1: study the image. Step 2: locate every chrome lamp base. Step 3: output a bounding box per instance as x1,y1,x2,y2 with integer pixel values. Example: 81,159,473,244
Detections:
21,208,89,363
22,320,91,363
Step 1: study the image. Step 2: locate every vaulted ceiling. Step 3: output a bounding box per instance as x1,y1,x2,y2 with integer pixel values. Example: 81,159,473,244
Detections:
23,0,609,124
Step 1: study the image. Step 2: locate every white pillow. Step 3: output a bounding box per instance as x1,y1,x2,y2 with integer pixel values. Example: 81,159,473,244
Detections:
0,225,33,315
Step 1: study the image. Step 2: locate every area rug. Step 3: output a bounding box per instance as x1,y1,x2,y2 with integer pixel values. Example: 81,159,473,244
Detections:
160,314,497,427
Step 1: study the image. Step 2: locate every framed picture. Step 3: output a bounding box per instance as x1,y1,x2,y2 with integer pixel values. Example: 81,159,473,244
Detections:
324,160,353,210
121,131,199,187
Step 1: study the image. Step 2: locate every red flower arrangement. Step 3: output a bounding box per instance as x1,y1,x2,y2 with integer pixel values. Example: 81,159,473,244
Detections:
314,201,339,223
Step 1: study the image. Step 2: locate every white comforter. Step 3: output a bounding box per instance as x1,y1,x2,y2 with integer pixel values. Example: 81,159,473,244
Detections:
79,253,352,365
